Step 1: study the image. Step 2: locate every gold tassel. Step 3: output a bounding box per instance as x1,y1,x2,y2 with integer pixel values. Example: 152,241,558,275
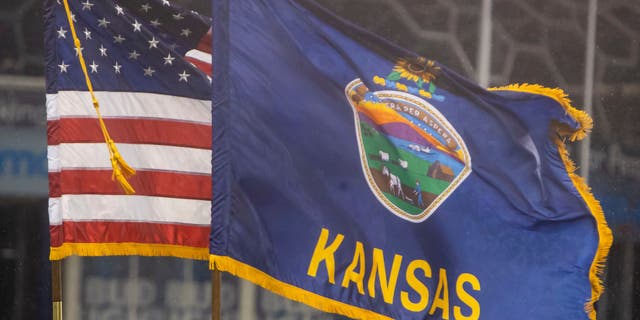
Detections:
108,138,136,195
62,0,136,194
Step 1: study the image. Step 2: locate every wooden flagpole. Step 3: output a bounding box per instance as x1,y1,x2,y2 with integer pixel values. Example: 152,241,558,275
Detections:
52,260,63,320
212,269,221,320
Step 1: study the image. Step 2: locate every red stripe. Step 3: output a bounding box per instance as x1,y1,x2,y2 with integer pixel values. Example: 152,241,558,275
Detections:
49,221,210,247
196,28,212,53
49,170,211,200
186,57,212,76
48,118,211,149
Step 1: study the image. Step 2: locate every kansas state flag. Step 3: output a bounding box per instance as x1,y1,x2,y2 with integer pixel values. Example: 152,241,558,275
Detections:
209,0,612,319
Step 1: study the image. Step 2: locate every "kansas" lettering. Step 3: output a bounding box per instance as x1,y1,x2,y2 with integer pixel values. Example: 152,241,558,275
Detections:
307,228,481,320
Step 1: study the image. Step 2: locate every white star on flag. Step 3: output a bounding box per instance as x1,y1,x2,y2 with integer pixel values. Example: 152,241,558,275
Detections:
74,47,84,56
98,18,110,28
163,53,175,65
81,0,94,11
180,28,192,37
113,34,125,44
57,27,67,39
128,50,140,60
141,3,152,12
58,61,69,73
173,13,184,20
132,20,142,32
89,61,99,73
178,70,191,82
150,19,161,27
113,61,122,74
83,28,92,40
99,45,108,56
148,37,160,49
143,66,156,77
115,5,124,15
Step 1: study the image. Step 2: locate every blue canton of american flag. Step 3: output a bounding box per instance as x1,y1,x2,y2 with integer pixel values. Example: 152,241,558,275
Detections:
45,0,213,260
49,0,211,97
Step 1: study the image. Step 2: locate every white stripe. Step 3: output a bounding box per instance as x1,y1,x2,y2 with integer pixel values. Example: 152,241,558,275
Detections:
46,91,211,124
185,49,212,64
58,194,210,225
48,145,60,172
49,143,211,174
46,93,59,120
49,197,62,226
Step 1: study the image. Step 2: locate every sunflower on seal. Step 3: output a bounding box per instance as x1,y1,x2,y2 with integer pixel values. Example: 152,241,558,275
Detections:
388,57,440,88
372,56,445,101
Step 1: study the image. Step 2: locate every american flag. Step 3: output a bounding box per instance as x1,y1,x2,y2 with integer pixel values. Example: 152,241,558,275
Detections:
45,0,212,260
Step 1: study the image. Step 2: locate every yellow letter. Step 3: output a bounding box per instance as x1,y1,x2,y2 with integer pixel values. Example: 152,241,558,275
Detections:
453,273,481,320
400,259,432,312
367,248,403,304
341,241,366,294
307,228,344,284
428,268,450,319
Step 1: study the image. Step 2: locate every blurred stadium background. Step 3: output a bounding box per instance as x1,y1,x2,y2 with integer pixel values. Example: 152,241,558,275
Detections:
0,0,638,319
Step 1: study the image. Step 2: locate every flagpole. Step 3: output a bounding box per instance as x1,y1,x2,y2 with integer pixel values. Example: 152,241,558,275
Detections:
212,269,221,320
476,0,493,87
52,260,63,320
579,0,597,180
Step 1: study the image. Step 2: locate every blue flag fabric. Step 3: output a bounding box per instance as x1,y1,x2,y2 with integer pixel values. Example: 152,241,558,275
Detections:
209,1,612,319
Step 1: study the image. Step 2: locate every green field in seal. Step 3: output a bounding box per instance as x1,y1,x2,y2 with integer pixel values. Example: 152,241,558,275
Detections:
381,192,423,214
359,121,451,196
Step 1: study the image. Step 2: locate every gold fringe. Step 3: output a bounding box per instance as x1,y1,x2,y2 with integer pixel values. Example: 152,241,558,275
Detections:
554,138,613,320
62,0,136,194
210,255,393,320
488,83,593,141
50,243,209,261
490,83,611,319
